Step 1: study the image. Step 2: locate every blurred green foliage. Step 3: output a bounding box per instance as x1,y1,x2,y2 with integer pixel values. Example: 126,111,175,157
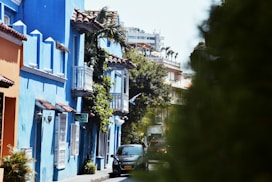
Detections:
134,1,272,181
121,50,171,144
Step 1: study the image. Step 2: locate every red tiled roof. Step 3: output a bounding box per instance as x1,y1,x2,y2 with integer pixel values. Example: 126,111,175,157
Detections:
71,9,103,33
0,74,14,88
0,22,27,41
36,99,57,110
107,54,136,69
56,41,70,53
56,102,76,113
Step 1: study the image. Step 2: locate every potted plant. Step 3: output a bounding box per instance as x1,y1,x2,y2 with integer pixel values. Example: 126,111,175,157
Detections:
1,145,35,182
82,159,96,174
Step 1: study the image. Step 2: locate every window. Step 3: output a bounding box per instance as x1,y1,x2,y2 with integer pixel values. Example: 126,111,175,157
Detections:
54,113,67,169
128,36,136,39
60,52,65,75
123,70,129,94
4,15,10,25
70,124,79,156
4,7,15,25
168,72,175,81
73,36,78,66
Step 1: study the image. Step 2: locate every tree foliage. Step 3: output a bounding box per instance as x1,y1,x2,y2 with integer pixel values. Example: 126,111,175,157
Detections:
121,50,171,144
135,1,272,182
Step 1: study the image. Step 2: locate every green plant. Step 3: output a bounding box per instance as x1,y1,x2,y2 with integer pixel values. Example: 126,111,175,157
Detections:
82,159,96,174
121,50,171,144
83,7,130,133
1,145,35,182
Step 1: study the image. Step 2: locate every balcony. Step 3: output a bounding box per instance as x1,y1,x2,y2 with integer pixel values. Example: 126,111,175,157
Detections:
146,56,181,67
110,93,129,115
72,65,93,97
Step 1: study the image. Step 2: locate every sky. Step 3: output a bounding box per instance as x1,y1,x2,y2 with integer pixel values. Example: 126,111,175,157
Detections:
85,0,217,69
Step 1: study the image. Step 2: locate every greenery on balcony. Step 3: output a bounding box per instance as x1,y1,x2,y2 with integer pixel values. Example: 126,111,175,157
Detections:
82,7,129,132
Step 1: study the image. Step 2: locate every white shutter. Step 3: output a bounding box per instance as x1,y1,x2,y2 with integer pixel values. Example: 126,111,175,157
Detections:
70,124,80,156
54,113,67,169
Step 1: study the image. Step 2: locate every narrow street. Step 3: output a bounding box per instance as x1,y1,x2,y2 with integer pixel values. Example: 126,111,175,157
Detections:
103,175,137,182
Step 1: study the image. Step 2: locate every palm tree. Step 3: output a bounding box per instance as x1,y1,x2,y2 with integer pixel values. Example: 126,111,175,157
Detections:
94,7,110,24
170,50,175,60
96,23,128,49
85,6,130,59
174,52,179,61
165,46,170,58
166,49,174,59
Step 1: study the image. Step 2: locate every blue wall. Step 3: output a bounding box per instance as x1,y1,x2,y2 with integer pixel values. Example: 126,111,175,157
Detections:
12,0,87,181
17,0,84,43
2,0,130,180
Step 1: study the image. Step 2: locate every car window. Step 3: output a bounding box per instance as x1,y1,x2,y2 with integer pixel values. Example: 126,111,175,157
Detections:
117,146,143,155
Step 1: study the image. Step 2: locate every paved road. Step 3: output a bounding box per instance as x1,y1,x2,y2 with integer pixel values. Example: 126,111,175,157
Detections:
103,175,136,182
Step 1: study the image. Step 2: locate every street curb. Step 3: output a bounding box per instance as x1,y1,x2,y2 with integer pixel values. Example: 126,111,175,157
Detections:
90,174,110,182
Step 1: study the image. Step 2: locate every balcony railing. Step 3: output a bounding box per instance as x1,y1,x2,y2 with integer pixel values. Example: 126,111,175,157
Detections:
145,56,181,67
110,93,129,114
72,65,93,97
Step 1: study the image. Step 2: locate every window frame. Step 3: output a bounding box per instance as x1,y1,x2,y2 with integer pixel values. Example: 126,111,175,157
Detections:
54,113,68,169
70,123,80,156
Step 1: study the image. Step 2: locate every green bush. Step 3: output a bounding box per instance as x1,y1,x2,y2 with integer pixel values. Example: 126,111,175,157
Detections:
82,159,96,174
1,145,35,182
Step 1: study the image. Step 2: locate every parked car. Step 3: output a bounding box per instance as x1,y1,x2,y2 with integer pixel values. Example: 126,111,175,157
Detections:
147,138,167,160
111,144,147,176
147,138,168,171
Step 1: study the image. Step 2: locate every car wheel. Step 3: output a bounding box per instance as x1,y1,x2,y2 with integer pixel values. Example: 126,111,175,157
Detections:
112,169,120,177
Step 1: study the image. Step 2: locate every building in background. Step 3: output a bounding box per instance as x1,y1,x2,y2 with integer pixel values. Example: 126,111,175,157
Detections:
124,27,164,52
0,0,98,181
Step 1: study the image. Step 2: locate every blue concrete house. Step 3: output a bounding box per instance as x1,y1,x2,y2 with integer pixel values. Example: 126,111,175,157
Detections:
72,9,136,170
0,0,103,181
1,0,135,181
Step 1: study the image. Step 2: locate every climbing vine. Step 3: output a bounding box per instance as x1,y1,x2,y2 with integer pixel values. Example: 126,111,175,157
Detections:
89,75,114,133
83,48,114,132
83,7,130,132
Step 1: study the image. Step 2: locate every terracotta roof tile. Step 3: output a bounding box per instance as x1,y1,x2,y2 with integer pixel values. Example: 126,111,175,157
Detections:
56,102,76,113
0,74,14,88
107,54,136,69
36,99,57,110
71,9,103,33
0,22,27,41
56,41,70,53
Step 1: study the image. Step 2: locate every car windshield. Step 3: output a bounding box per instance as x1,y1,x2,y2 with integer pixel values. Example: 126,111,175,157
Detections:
117,145,143,155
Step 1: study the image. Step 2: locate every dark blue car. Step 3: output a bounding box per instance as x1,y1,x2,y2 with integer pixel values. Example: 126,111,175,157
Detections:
111,144,147,176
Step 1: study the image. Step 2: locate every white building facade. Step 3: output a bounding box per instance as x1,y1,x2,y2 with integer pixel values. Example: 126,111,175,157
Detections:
124,27,164,52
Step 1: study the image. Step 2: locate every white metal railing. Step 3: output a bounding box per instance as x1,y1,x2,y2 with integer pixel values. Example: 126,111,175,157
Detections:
145,56,180,66
110,93,128,113
72,64,93,92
